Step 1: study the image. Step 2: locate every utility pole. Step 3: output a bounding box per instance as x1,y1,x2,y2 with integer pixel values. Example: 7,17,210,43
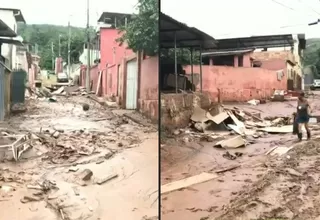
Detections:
86,0,91,92
67,17,71,79
51,42,54,71
58,34,62,57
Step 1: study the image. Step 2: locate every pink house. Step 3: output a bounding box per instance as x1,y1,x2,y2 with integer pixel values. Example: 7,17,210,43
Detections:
80,12,158,121
182,34,305,102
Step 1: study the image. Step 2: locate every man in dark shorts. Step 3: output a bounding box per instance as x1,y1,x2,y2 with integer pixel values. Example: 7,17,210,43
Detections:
296,92,311,141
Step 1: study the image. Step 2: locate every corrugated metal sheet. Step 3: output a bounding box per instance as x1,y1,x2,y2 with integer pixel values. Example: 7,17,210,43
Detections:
202,48,254,57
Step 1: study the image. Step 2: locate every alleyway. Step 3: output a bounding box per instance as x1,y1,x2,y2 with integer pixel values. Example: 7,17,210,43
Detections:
161,92,320,220
0,91,158,220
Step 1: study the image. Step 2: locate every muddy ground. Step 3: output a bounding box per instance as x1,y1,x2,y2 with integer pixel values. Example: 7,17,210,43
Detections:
0,94,158,220
161,92,320,220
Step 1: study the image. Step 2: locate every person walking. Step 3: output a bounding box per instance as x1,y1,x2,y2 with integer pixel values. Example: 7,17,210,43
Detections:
296,92,311,141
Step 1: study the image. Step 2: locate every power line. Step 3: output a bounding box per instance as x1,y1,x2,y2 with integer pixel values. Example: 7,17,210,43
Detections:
296,0,320,16
270,0,295,11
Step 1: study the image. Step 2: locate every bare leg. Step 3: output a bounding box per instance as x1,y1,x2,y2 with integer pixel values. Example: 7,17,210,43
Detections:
305,123,311,139
298,123,303,140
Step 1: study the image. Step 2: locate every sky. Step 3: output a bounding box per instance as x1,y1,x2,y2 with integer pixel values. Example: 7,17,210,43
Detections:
161,0,320,39
1,0,138,27
3,0,320,39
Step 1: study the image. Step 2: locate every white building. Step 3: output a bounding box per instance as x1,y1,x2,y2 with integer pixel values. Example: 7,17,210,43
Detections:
0,8,26,69
79,44,100,66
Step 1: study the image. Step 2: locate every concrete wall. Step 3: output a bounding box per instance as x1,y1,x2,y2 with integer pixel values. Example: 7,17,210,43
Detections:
80,65,101,94
105,64,118,97
184,65,287,102
161,93,211,128
16,50,28,71
139,56,158,120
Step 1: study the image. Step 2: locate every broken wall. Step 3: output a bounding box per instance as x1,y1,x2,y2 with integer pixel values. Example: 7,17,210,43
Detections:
161,92,211,128
184,65,287,102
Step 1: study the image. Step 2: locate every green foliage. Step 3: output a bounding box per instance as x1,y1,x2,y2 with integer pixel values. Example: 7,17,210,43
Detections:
303,38,320,77
17,23,94,70
117,0,158,56
160,48,200,65
303,38,320,66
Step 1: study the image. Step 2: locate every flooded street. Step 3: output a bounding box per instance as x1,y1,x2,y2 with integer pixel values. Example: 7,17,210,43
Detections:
161,92,320,220
0,94,158,220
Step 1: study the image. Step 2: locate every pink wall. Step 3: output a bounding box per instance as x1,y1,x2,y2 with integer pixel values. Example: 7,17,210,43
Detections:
184,65,287,102
80,65,100,94
99,28,134,68
105,64,118,97
139,56,158,120
55,57,63,74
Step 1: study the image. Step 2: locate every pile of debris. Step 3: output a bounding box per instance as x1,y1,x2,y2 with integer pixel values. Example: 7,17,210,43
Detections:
188,105,294,149
26,86,89,101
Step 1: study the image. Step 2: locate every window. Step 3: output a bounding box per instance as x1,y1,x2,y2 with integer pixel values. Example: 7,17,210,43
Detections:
238,55,243,67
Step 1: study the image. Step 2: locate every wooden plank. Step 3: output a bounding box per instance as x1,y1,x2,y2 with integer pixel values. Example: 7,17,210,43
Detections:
96,71,102,96
161,172,218,194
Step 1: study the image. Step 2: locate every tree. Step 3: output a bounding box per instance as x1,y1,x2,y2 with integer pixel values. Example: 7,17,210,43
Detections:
117,0,158,56
17,24,93,70
160,48,200,65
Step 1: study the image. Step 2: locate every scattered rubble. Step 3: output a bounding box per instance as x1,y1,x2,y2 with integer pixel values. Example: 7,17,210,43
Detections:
0,83,157,219
186,104,297,151
79,169,93,181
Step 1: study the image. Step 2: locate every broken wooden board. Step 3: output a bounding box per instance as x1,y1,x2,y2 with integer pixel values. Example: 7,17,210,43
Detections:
161,172,218,194
206,111,229,124
214,135,245,149
259,125,292,133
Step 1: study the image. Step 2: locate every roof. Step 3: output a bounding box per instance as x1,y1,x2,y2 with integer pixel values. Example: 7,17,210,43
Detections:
160,12,217,49
97,11,132,22
216,34,295,50
0,36,23,46
202,48,254,57
0,8,26,23
0,19,16,37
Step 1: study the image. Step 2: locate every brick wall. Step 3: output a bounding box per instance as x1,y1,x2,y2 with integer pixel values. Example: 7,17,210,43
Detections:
252,51,295,63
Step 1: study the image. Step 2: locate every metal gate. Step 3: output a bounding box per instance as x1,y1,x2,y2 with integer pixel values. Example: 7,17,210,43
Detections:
126,59,138,109
11,69,27,104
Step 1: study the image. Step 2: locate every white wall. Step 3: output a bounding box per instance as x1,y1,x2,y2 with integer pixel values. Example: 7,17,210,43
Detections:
79,48,100,66
0,9,18,69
